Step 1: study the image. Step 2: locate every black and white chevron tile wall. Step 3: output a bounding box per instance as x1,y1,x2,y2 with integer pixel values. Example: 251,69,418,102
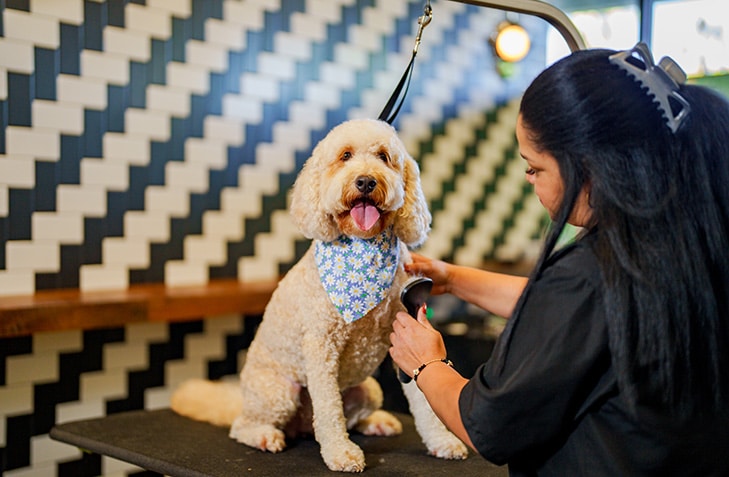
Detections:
0,0,546,296
1,0,549,475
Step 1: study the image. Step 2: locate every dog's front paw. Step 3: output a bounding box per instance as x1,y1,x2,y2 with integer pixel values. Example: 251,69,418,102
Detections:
354,409,402,436
425,433,469,460
229,418,286,453
320,439,365,473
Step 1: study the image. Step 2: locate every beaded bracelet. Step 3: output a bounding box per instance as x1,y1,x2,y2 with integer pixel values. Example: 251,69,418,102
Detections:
413,358,453,382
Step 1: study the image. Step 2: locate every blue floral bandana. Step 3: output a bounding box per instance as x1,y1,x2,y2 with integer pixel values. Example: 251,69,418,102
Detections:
315,228,399,323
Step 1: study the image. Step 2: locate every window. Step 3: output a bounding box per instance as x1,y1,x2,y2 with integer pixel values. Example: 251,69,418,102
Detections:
545,3,640,65
652,0,728,77
544,0,727,79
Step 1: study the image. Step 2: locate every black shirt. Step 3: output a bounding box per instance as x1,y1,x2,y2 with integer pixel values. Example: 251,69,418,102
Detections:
459,238,729,476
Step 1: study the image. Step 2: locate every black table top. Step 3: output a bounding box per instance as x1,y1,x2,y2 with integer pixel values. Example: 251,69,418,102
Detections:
50,409,508,476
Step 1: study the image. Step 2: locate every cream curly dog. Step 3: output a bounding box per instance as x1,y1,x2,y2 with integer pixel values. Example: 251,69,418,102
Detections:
171,118,468,472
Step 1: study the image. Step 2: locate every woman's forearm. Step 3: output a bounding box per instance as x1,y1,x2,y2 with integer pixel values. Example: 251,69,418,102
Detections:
413,361,476,452
446,264,528,318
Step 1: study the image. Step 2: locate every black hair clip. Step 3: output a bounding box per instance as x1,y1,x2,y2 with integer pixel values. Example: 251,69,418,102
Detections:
609,42,690,133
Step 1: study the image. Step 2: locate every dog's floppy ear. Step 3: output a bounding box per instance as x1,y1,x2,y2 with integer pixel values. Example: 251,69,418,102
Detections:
289,147,341,242
394,155,431,247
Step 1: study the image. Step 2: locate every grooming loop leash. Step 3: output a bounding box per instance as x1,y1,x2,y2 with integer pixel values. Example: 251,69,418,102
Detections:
378,1,432,124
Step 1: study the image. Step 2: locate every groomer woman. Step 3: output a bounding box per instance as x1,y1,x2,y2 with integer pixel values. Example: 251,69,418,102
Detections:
389,44,729,476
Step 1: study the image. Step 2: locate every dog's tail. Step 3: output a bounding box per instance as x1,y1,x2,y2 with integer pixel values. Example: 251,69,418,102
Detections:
170,378,243,427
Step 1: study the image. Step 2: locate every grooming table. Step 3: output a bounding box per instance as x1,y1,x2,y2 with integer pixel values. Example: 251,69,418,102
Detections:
50,409,507,476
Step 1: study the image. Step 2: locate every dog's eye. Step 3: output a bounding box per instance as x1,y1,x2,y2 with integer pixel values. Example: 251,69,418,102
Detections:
340,151,352,161
378,151,389,163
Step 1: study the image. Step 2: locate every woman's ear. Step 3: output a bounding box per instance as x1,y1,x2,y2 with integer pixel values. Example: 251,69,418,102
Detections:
393,155,431,247
573,180,594,228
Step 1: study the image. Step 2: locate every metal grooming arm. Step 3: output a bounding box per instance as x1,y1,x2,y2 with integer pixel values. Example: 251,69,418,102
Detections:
447,0,586,52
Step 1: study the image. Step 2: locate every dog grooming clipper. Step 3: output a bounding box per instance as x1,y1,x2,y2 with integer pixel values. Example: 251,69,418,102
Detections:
398,277,434,383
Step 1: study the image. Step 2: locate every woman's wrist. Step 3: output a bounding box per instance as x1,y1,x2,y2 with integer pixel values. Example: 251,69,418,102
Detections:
413,357,453,383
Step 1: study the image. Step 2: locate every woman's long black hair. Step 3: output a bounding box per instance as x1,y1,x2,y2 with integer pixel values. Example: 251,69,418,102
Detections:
515,48,729,420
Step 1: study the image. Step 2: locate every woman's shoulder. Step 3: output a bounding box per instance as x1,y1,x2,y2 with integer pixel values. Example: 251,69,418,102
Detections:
541,234,602,288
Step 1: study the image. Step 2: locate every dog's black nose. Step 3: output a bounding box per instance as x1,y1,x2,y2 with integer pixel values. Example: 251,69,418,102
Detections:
355,176,377,194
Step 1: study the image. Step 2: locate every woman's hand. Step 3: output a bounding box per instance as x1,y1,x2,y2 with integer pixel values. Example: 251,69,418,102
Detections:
389,304,447,379
406,252,529,318
404,253,452,295
389,304,477,453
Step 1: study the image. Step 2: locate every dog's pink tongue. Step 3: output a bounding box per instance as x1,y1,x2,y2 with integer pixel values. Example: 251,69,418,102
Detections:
351,202,380,231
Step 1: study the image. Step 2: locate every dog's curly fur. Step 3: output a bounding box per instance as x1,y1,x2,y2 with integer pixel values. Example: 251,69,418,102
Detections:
171,119,468,472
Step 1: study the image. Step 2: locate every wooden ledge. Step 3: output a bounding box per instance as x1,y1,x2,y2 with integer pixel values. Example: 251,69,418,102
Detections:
0,279,280,339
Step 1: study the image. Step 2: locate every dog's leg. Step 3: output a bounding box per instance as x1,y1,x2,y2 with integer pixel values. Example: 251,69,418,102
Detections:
303,336,366,472
229,365,300,453
344,377,402,436
402,380,469,460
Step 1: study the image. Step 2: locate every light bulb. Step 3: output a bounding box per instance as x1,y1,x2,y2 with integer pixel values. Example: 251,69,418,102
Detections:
494,23,531,62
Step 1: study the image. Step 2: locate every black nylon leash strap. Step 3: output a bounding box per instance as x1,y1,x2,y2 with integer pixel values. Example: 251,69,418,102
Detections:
378,55,416,125
378,2,432,125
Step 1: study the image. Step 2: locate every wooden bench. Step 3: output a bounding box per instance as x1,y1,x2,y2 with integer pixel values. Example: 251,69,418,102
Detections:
0,278,279,338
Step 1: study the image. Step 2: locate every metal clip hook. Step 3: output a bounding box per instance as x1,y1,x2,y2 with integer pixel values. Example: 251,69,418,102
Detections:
413,2,432,55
